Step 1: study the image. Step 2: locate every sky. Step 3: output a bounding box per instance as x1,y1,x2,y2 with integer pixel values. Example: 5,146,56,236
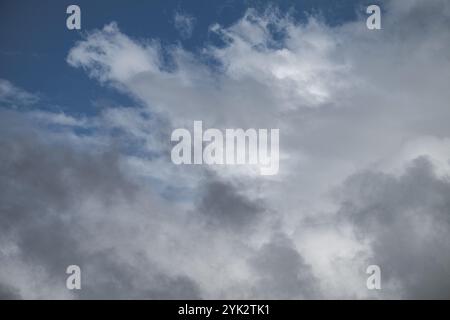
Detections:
1,0,450,299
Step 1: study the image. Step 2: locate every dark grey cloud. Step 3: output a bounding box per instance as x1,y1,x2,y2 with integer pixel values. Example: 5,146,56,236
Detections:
197,177,265,230
386,0,450,36
336,157,450,299
0,110,201,299
249,233,319,299
0,110,134,273
76,252,200,299
0,283,21,300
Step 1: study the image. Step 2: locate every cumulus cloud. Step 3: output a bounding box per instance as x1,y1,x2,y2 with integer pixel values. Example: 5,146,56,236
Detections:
2,0,450,299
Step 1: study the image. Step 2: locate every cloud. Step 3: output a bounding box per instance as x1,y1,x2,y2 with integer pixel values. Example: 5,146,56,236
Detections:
0,110,201,299
196,177,265,230
174,12,195,39
249,233,319,299
2,0,450,299
67,23,161,85
0,283,20,300
336,157,450,299
0,109,310,299
0,79,39,107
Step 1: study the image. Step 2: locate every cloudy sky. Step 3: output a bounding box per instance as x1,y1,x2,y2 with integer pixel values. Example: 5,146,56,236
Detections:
1,0,450,299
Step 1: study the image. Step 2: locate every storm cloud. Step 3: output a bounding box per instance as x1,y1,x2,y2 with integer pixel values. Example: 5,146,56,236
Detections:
336,157,450,299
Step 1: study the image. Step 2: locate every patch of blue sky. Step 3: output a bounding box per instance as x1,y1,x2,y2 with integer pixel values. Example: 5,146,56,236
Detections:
1,0,379,119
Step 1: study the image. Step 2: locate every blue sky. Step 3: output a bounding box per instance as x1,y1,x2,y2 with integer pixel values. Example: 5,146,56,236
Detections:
0,0,373,116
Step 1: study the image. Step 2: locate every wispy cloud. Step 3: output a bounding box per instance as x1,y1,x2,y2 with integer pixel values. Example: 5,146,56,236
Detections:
0,79,39,107
174,12,195,39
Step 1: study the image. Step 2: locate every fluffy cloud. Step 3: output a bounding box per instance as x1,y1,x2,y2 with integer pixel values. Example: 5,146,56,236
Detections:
2,0,450,299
